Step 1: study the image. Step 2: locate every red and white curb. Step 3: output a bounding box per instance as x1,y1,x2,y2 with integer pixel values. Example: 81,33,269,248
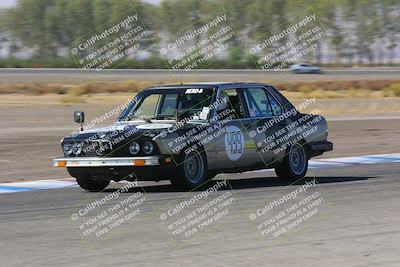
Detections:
0,153,399,194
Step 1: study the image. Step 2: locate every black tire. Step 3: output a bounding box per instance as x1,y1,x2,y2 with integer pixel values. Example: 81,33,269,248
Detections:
170,148,208,190
275,142,308,181
76,177,110,192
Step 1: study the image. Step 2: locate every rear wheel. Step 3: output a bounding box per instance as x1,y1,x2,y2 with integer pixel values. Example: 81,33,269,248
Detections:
170,149,208,190
76,177,110,192
275,142,308,181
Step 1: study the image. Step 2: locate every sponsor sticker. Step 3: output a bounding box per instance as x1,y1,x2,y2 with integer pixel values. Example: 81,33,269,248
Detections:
185,88,204,94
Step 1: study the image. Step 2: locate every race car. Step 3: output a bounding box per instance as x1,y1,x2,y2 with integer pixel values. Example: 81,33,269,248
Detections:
53,82,333,191
289,63,322,73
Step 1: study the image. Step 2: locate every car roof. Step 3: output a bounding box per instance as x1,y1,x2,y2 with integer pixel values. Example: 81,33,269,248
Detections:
144,82,272,90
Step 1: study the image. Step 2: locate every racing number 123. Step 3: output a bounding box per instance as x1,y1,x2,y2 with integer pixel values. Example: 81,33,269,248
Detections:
227,131,242,154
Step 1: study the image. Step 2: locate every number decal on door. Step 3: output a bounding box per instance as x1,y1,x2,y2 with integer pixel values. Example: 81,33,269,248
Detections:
225,126,244,161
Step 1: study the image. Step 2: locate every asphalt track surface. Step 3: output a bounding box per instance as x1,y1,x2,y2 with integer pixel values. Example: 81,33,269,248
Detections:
1,67,399,266
1,68,400,83
1,161,400,266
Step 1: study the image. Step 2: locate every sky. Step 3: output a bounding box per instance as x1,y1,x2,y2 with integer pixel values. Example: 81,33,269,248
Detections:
0,0,15,8
0,0,162,8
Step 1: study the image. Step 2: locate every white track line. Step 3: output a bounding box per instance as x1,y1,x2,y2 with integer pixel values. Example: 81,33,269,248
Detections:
0,153,399,194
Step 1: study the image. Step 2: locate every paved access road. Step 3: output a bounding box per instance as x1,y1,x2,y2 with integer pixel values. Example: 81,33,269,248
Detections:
1,68,400,83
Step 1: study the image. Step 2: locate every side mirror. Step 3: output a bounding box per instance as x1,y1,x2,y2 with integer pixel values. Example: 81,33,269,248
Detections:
74,111,84,131
74,111,84,123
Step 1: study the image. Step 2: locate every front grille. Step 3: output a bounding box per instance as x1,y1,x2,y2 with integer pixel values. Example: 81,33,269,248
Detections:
83,140,113,157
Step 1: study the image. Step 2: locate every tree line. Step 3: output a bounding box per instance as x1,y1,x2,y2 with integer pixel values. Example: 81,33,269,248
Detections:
0,0,399,68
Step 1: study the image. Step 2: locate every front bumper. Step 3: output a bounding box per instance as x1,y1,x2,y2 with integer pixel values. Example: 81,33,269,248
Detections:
53,156,161,167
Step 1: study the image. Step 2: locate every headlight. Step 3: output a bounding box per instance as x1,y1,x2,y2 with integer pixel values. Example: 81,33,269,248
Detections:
72,143,82,155
63,143,73,155
142,141,154,155
129,142,140,155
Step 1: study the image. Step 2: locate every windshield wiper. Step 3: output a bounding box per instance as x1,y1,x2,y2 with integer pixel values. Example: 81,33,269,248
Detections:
155,115,177,120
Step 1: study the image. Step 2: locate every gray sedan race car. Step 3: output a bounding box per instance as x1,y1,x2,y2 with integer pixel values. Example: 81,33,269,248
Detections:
54,82,333,191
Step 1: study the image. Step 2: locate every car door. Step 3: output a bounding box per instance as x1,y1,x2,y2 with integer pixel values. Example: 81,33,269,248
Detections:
211,87,259,169
242,86,287,168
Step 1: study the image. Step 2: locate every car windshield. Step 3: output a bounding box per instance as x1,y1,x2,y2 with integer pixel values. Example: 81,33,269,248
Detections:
119,88,215,121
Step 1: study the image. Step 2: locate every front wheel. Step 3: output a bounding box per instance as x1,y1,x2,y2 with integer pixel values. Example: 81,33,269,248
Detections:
275,143,308,181
170,149,208,190
76,177,110,192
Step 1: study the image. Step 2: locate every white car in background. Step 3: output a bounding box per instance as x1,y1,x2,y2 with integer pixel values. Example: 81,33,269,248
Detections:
290,63,321,74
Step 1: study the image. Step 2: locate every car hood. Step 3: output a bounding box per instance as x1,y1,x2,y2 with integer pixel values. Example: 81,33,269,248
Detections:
62,120,199,142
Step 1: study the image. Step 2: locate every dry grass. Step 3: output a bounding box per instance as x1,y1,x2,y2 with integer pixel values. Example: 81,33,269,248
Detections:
60,95,85,103
0,83,66,95
0,80,157,96
274,80,400,98
1,79,400,100
0,93,136,107
0,93,398,116
275,80,398,92
383,83,400,97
